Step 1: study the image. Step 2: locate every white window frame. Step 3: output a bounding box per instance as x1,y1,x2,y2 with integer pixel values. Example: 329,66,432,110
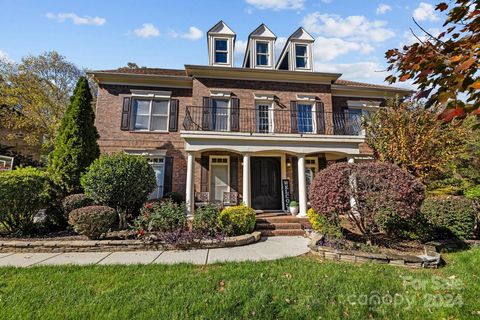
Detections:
294,44,310,70
214,38,230,65
211,97,231,132
209,156,230,202
297,102,317,134
132,98,170,132
255,101,274,133
255,40,270,67
147,157,166,200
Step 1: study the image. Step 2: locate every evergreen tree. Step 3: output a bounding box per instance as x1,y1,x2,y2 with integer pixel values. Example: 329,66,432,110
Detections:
48,77,100,194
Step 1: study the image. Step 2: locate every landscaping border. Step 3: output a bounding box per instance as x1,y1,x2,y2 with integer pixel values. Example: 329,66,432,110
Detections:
0,231,262,253
309,244,441,268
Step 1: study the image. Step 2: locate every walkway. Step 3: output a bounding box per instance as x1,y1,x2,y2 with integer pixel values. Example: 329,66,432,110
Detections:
0,236,309,267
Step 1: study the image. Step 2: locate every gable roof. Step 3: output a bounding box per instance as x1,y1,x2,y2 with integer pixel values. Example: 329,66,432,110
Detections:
248,23,276,39
207,20,235,36
288,27,315,42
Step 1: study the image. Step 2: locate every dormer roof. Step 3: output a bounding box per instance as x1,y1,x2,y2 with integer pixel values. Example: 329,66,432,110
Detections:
207,20,236,38
275,27,315,71
248,23,277,39
288,27,315,42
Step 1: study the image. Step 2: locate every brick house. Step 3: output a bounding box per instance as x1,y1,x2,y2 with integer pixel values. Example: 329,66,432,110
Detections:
88,21,410,218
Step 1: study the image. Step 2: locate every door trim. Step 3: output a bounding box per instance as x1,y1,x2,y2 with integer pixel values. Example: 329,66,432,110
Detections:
250,156,282,210
209,155,230,202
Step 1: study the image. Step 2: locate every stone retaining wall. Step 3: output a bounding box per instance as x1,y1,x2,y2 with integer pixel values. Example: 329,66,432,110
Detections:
0,232,262,253
309,244,441,268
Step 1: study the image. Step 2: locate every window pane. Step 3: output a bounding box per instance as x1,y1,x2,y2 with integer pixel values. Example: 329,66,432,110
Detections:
296,57,307,68
213,99,229,110
295,45,307,56
298,104,313,133
257,54,268,66
215,52,228,63
134,115,149,130
215,39,228,51
133,99,150,115
256,42,268,54
152,100,168,115
151,115,168,131
257,104,271,133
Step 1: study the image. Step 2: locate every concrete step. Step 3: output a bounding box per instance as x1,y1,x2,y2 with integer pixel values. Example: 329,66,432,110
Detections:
255,222,303,230
259,229,306,236
256,216,309,224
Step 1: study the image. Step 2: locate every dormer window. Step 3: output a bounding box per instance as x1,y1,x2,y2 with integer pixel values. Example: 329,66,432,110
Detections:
207,21,236,67
214,39,229,64
295,44,308,69
256,41,269,66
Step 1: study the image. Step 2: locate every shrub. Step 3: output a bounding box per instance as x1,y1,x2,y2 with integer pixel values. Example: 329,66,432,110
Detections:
163,192,184,205
68,205,116,239
307,208,342,239
217,205,256,236
421,196,478,240
62,194,92,219
192,204,221,236
81,153,156,229
309,162,425,241
375,209,435,242
134,200,186,233
465,185,480,201
0,167,50,233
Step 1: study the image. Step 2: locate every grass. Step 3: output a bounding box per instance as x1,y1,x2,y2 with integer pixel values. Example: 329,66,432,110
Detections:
0,249,479,319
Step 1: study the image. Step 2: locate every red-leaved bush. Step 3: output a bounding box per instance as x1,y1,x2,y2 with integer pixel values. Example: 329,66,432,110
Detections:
309,162,425,239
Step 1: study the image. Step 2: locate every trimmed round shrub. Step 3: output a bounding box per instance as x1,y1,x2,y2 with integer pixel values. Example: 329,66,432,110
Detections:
192,204,221,236
68,205,116,239
217,205,256,236
421,196,478,240
0,167,50,233
81,152,156,228
62,193,92,219
309,162,425,239
134,200,186,233
163,192,184,205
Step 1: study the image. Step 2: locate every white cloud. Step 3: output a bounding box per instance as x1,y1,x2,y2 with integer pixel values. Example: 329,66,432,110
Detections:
316,61,388,82
171,26,203,41
133,23,160,38
401,27,441,46
320,0,332,3
302,13,395,42
234,40,248,65
274,36,287,59
245,0,304,10
413,2,439,21
376,4,392,14
0,50,13,63
46,12,106,26
314,37,374,61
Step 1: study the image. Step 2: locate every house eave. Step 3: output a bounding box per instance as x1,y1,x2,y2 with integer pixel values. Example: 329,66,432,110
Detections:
86,71,193,88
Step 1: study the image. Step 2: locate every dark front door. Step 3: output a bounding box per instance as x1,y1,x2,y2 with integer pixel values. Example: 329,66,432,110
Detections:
251,157,282,210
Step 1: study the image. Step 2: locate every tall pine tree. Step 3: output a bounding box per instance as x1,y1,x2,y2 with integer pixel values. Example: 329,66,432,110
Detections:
48,77,100,194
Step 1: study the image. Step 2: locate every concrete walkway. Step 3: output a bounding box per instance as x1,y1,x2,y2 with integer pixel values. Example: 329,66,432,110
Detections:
0,236,309,267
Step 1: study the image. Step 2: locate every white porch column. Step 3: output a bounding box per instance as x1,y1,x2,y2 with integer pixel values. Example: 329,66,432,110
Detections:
242,153,251,207
185,151,195,218
297,154,308,218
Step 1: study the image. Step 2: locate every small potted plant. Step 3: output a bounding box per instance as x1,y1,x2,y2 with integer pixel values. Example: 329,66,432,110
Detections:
289,200,299,215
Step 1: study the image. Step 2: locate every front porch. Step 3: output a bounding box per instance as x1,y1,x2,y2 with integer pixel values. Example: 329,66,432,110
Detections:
183,140,365,218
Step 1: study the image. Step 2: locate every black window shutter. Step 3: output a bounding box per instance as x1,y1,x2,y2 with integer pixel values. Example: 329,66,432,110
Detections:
168,99,179,132
230,156,238,193
318,156,327,170
230,97,240,132
316,101,325,134
120,97,131,131
290,101,298,133
163,156,173,195
200,155,209,192
202,97,212,131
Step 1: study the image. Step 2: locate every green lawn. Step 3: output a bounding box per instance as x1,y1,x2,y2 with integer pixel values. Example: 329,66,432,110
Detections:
0,249,479,320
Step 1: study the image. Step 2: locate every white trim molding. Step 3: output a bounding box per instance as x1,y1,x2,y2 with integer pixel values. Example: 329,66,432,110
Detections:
130,90,172,98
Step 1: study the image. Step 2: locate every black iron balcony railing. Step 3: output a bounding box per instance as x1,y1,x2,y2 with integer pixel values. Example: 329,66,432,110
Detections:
183,106,363,136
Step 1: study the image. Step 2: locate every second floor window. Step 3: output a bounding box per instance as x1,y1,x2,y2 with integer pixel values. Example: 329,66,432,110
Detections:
212,98,229,131
132,99,169,132
295,44,308,69
256,41,269,66
214,39,228,64
297,103,315,133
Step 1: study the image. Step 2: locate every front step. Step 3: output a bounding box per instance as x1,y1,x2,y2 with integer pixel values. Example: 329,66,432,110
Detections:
259,229,306,236
255,222,302,230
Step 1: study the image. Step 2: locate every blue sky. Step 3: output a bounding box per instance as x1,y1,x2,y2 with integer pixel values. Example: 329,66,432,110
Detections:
0,0,445,85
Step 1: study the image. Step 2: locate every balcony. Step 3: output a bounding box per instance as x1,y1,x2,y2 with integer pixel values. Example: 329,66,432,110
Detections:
182,106,363,136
